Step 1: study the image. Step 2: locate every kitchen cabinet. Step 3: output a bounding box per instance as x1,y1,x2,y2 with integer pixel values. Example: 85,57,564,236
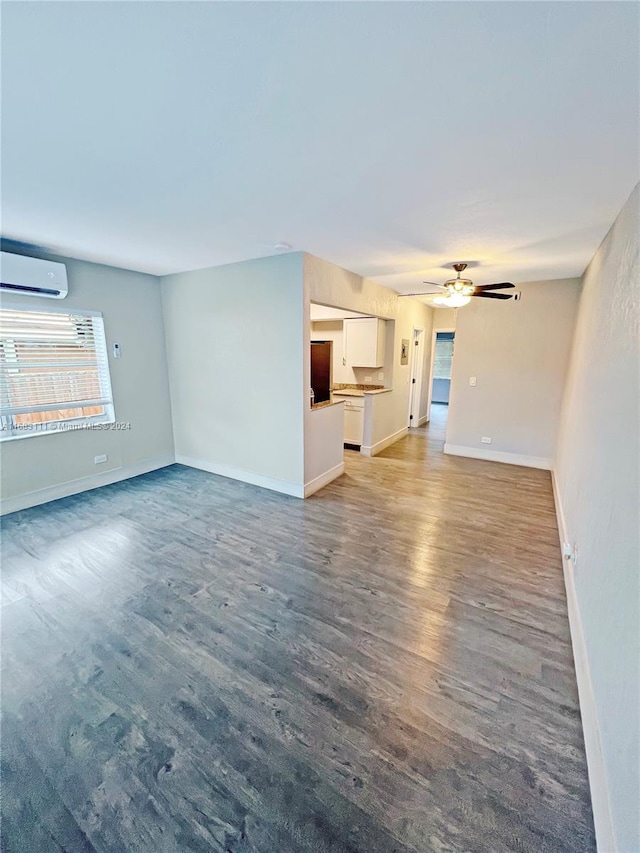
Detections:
343,318,386,368
334,395,364,445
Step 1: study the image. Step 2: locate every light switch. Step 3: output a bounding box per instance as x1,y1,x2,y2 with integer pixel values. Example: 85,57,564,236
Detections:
469,376,477,386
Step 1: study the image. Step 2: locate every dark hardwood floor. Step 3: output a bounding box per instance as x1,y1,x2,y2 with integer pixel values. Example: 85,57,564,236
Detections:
1,405,595,852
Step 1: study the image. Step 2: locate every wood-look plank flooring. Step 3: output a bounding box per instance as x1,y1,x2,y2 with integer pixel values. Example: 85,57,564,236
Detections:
0,405,595,852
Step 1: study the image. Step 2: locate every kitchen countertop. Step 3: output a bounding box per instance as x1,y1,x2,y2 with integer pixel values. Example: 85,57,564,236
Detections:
331,388,391,397
311,386,391,408
311,399,344,410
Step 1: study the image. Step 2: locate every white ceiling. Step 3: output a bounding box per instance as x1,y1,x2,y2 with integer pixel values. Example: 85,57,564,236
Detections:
2,2,638,294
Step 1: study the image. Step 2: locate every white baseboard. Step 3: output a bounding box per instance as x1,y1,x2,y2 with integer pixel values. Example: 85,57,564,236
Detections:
443,443,553,470
551,472,615,853
417,415,429,427
304,462,344,497
176,454,304,498
0,454,176,516
361,427,408,458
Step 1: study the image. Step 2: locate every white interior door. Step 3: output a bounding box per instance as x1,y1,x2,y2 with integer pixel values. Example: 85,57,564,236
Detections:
408,329,424,428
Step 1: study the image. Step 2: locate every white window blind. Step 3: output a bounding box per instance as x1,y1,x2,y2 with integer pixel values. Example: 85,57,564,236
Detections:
0,307,114,439
433,334,454,380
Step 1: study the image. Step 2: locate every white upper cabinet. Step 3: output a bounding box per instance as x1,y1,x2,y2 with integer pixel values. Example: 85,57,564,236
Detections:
343,318,386,367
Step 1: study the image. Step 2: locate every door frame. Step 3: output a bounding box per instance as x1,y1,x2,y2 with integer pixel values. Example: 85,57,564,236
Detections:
426,326,456,416
407,328,425,428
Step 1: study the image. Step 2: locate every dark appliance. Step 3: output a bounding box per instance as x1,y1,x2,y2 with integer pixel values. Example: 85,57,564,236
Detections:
310,341,332,404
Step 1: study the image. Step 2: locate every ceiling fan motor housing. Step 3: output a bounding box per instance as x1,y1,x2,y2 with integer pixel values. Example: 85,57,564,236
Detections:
446,279,474,294
444,262,474,293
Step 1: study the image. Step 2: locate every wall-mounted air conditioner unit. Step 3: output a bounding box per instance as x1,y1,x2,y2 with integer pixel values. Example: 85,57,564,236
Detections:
0,252,68,299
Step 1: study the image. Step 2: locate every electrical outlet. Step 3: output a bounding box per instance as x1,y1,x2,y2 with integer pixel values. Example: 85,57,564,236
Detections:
364,375,372,383
94,454,108,464
562,542,578,568
481,436,492,444
378,371,384,381
469,376,477,386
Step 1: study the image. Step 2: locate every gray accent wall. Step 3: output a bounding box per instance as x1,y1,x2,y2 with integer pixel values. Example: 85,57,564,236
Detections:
0,250,175,513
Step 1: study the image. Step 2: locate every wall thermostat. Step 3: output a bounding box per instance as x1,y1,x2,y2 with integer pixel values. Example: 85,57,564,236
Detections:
113,343,121,358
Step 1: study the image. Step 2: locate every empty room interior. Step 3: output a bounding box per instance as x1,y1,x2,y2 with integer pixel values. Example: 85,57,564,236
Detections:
1,3,639,852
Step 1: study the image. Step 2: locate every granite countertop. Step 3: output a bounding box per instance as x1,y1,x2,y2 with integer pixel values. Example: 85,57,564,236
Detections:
311,399,344,410
331,384,391,397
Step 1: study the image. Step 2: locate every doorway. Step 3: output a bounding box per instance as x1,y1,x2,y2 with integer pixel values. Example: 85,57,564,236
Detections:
407,328,424,428
430,331,455,406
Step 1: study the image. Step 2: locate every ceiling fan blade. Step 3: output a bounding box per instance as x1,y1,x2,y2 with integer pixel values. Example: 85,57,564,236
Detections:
473,282,515,291
422,281,447,288
472,292,513,300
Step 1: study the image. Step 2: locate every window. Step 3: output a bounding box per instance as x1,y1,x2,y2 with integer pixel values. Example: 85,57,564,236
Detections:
433,332,454,380
0,307,114,439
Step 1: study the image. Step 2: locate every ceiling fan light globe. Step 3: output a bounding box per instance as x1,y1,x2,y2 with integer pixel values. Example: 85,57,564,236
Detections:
436,293,471,308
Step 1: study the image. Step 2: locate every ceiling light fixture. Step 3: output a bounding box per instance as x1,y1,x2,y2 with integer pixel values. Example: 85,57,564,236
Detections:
432,292,471,308
401,263,517,306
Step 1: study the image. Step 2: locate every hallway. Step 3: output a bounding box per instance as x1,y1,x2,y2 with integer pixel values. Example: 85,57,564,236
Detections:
419,402,449,451
1,413,595,852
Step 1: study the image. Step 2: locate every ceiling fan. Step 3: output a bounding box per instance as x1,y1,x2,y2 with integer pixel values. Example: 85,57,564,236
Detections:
402,263,519,307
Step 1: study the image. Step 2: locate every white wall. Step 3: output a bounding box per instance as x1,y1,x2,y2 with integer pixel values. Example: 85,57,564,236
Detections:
304,402,345,495
554,185,639,853
362,391,406,455
445,279,580,468
161,253,305,496
304,253,434,442
0,251,175,513
432,307,457,331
